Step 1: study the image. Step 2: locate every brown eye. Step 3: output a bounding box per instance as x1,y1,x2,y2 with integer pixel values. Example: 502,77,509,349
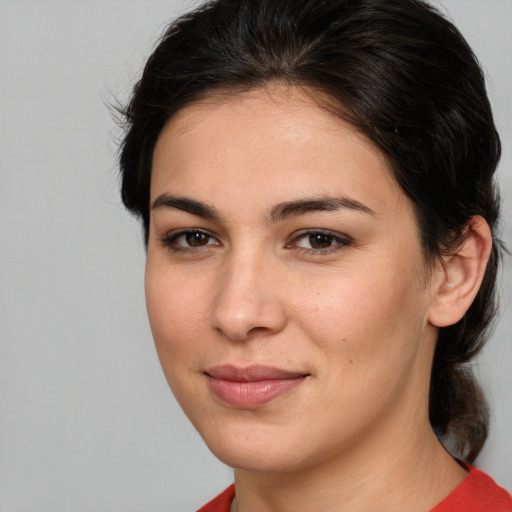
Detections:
290,230,352,253
161,229,219,251
186,231,210,246
308,233,334,249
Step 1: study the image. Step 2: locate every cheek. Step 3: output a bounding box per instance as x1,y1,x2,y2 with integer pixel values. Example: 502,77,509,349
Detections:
291,266,430,432
144,263,212,374
293,251,429,371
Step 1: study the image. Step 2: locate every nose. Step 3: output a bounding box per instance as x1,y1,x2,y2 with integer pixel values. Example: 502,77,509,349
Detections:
209,249,288,341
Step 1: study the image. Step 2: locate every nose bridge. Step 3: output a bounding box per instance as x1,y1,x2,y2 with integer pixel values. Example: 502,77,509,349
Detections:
209,244,286,341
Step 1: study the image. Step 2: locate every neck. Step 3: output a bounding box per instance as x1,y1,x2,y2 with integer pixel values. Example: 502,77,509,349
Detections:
232,417,467,512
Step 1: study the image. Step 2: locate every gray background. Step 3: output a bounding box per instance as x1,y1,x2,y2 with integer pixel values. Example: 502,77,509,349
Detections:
0,0,510,510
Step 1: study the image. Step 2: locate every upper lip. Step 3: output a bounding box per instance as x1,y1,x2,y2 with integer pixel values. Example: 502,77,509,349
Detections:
205,365,309,382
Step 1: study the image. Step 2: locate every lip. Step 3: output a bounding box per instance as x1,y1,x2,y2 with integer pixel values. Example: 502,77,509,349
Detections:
205,365,309,408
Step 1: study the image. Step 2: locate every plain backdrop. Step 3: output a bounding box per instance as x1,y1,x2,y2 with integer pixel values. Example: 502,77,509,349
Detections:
0,0,510,510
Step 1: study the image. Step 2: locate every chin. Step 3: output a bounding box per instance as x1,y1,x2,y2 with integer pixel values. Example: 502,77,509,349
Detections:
193,418,305,473
208,440,305,474
195,417,346,475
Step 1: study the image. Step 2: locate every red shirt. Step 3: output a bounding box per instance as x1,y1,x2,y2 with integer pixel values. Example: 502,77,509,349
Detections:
197,467,511,512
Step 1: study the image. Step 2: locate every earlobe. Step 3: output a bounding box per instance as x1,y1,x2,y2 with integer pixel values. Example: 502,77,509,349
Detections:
428,216,492,328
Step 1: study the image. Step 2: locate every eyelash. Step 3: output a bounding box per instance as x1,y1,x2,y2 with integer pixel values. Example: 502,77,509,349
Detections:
287,229,353,256
160,229,219,253
159,229,353,255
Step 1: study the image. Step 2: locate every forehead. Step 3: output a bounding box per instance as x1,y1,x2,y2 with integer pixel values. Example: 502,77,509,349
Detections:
151,84,407,217
157,85,374,150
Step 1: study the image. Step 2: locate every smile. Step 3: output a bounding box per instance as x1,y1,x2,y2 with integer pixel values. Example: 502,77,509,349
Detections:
205,365,309,408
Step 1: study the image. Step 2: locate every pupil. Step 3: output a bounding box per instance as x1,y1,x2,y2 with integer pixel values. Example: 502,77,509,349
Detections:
187,232,207,246
310,233,332,249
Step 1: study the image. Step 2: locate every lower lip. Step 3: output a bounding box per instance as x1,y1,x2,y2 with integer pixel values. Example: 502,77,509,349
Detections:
207,376,307,408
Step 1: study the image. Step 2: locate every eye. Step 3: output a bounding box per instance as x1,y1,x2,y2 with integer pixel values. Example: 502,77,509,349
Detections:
161,229,219,250
301,232,336,249
290,230,352,252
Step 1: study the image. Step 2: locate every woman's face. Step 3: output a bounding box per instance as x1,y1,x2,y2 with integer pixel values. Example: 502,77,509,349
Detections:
146,86,440,473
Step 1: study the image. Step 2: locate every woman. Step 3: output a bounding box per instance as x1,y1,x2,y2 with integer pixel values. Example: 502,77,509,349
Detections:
118,0,511,510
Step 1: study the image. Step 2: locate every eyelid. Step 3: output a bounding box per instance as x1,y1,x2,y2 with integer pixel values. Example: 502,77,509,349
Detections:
287,229,353,252
159,228,221,250
158,227,352,255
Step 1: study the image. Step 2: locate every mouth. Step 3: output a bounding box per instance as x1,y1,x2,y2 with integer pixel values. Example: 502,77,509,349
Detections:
204,365,309,408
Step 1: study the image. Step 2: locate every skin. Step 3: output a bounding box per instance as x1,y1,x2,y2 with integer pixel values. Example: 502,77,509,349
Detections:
146,85,489,511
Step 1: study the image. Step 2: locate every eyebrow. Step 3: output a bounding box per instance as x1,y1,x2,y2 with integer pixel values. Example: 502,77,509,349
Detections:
150,193,375,222
268,196,375,222
151,194,220,220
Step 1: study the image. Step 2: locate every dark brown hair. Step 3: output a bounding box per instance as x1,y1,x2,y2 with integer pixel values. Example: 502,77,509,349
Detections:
118,0,502,462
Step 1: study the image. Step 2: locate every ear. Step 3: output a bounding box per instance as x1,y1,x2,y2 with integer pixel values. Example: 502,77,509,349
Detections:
428,216,493,328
